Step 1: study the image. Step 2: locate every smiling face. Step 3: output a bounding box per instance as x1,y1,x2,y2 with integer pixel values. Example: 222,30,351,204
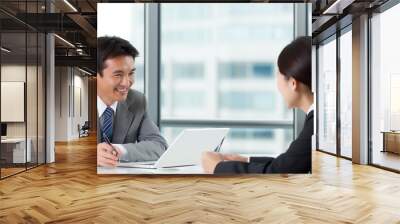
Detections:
97,55,135,105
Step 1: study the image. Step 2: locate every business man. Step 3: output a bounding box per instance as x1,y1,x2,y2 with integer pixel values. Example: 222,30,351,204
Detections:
97,36,168,167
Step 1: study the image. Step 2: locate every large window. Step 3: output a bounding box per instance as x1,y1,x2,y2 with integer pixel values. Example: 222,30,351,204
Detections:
370,3,400,171
339,29,352,158
160,4,294,154
316,27,353,160
97,4,145,93
317,36,337,154
0,1,46,179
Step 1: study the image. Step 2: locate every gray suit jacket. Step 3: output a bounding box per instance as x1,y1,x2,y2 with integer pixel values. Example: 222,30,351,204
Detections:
97,89,168,162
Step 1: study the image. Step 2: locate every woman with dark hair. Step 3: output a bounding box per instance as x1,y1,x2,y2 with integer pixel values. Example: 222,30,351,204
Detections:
202,36,313,174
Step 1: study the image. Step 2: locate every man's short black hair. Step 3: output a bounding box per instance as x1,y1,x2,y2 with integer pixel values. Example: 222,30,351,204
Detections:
97,36,139,76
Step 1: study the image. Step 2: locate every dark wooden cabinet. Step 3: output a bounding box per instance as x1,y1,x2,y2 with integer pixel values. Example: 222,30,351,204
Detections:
382,131,400,154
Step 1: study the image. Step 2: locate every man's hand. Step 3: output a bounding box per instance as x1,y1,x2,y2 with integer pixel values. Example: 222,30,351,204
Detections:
97,143,122,167
201,151,224,174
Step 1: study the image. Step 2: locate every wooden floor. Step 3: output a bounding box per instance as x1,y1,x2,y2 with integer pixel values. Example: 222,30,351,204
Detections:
0,135,400,223
372,151,400,171
1,167,26,178
1,163,45,178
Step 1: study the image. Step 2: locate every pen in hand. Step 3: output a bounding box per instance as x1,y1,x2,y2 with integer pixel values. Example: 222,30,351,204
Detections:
214,137,225,153
102,133,120,163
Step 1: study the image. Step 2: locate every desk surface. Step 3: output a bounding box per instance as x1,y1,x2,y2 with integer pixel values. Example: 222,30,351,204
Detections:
97,153,279,175
1,137,31,143
98,165,204,174
381,131,400,134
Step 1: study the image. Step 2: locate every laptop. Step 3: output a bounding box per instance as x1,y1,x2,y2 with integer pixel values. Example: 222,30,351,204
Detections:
117,128,229,169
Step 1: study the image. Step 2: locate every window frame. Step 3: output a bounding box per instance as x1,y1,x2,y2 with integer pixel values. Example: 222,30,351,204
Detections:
315,22,353,161
368,0,400,173
0,1,47,179
338,24,353,159
143,3,309,153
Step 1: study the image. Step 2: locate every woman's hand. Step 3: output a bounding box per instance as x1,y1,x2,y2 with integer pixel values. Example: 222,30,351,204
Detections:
201,152,250,174
221,153,249,162
201,151,224,174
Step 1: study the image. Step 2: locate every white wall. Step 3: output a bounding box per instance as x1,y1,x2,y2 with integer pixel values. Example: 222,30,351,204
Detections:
55,66,67,141
1,64,46,164
54,67,89,141
1,65,35,138
71,72,89,139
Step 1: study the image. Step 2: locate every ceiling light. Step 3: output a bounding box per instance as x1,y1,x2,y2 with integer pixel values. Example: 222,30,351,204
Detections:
1,47,11,53
63,0,78,12
78,67,92,76
54,34,75,48
322,0,354,15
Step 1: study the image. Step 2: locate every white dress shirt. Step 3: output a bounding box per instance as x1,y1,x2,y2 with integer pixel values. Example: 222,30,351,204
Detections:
307,103,314,116
97,96,129,160
97,96,118,118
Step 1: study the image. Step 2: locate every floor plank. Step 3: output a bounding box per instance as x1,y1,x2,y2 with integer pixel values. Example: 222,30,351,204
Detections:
0,134,399,223
372,151,400,171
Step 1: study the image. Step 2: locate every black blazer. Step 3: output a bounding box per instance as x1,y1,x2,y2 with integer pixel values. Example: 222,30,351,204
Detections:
214,111,313,174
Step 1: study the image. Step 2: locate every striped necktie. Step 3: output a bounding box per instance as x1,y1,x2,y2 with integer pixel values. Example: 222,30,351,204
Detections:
102,106,114,142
